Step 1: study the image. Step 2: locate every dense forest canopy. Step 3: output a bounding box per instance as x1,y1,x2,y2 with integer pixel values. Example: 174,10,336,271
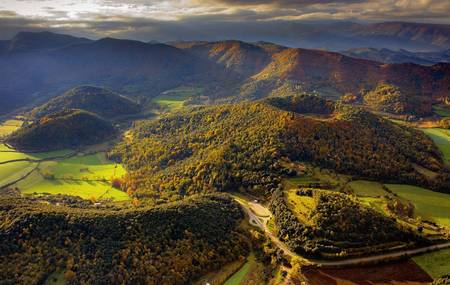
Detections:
265,94,334,114
0,194,248,285
7,109,115,151
30,86,142,119
270,189,420,258
110,95,449,202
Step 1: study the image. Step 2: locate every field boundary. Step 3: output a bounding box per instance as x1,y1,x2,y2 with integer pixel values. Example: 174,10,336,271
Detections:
0,163,40,189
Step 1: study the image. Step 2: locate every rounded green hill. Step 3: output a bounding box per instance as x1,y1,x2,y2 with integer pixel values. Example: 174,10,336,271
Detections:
31,86,141,119
7,109,115,151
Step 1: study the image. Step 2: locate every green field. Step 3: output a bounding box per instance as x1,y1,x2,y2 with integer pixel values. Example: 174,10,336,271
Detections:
0,119,23,137
433,105,450,117
20,179,129,201
0,144,71,163
16,153,129,201
348,180,386,197
385,184,450,227
0,160,36,187
285,189,315,224
283,176,321,189
359,196,390,217
0,145,74,188
153,86,203,110
413,248,450,279
46,153,126,180
223,254,255,285
0,143,129,201
422,128,450,165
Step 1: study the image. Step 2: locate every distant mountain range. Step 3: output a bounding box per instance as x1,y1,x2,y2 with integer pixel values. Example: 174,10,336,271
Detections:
272,21,450,51
342,48,450,65
0,32,222,114
173,40,450,113
0,31,449,116
0,31,91,54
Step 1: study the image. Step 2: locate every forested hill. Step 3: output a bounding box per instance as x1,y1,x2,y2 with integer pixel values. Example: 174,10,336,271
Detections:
110,96,449,201
0,194,248,284
1,31,450,116
30,86,142,119
7,109,115,151
174,40,450,115
0,33,225,114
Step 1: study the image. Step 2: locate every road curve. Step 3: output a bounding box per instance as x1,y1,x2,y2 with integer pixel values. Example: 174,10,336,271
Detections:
235,198,450,267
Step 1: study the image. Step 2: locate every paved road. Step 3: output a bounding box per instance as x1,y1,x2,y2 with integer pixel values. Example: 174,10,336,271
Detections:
236,199,300,259
235,198,450,267
317,241,450,266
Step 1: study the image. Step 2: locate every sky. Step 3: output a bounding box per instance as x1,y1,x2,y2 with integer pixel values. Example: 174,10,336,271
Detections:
0,0,449,41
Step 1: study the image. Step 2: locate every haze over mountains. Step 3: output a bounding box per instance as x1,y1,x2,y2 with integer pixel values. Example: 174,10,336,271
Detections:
0,29,449,116
342,48,450,65
256,21,450,51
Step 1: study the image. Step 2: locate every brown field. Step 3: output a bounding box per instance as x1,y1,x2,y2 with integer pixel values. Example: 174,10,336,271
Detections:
302,260,432,285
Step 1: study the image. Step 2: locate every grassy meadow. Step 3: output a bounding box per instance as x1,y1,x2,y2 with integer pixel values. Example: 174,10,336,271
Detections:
17,153,129,201
285,189,315,224
223,254,255,285
283,167,348,190
348,180,386,197
0,144,71,163
433,105,450,117
0,143,73,188
0,160,36,187
422,128,450,165
385,184,450,227
0,119,23,137
20,179,129,201
413,248,450,279
153,86,203,110
0,143,129,201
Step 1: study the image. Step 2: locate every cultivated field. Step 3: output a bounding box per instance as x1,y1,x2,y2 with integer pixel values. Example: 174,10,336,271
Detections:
348,180,386,197
223,254,257,285
283,166,348,189
0,160,36,187
195,253,262,285
285,189,315,224
303,259,432,285
0,119,23,137
0,144,130,201
433,105,450,117
0,144,71,163
422,128,450,165
385,184,450,227
153,86,204,110
16,153,129,201
413,248,450,279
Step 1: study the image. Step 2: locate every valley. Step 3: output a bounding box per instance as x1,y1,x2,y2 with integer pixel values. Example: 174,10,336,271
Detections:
0,26,449,284
0,143,129,201
1,81,449,285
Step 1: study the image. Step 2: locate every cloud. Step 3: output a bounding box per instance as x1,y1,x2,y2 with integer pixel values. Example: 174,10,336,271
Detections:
0,10,19,17
198,0,363,6
0,0,449,45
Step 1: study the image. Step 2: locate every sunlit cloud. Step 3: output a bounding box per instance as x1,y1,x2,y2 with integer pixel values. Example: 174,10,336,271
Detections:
0,0,448,42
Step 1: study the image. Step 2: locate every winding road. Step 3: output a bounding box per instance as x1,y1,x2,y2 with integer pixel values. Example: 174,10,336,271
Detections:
235,197,450,268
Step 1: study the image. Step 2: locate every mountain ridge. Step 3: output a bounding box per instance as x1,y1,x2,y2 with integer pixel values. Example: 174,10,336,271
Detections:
342,47,450,65
0,31,449,116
